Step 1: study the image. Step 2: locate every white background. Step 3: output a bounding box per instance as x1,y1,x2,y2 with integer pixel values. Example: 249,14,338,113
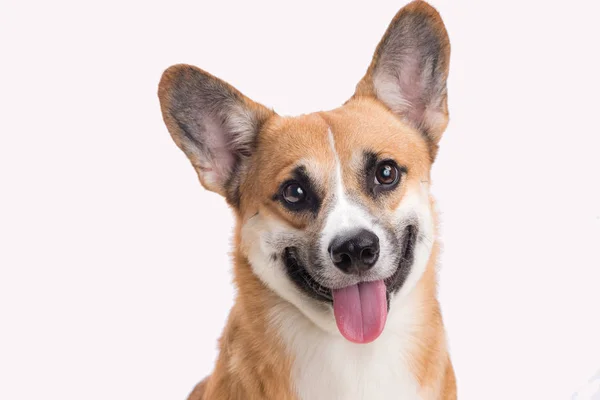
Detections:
1,1,599,399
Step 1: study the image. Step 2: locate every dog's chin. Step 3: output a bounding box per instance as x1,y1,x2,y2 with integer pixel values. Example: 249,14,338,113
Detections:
283,225,417,306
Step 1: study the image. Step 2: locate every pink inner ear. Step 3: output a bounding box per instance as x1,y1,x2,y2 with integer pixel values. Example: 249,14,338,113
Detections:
202,116,235,185
397,53,427,122
374,51,427,128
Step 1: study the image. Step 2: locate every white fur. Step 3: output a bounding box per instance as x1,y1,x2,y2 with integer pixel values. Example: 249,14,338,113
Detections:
272,283,424,400
240,213,340,335
392,181,436,303
271,184,436,400
241,188,436,400
318,130,398,288
240,131,438,400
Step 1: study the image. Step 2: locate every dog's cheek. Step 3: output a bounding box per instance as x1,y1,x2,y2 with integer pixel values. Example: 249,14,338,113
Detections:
240,214,301,277
394,183,435,240
389,184,436,297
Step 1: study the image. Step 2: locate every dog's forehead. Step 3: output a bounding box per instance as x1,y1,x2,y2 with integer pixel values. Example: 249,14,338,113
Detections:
258,113,332,170
257,98,431,181
321,99,432,176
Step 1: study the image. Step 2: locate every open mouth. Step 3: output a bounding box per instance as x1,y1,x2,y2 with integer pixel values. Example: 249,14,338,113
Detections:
283,225,417,304
284,247,333,302
283,225,417,343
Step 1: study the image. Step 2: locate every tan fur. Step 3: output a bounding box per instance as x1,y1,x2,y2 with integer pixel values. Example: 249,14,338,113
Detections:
190,247,455,399
403,251,456,400
406,245,456,399
158,66,274,200
191,232,296,400
240,113,336,229
320,98,432,213
187,378,207,400
355,0,451,159
186,101,456,399
157,2,456,398
240,98,432,231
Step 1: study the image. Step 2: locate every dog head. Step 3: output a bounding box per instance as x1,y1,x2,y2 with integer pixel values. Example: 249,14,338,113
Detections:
158,1,450,344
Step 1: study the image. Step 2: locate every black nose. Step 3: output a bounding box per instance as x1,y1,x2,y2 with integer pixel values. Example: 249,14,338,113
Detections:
328,229,380,274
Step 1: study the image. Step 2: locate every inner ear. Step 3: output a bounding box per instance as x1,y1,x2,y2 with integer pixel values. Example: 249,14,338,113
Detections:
354,1,451,155
158,64,274,205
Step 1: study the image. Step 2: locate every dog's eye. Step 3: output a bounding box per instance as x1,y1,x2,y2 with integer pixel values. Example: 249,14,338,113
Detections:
375,162,399,186
282,182,306,204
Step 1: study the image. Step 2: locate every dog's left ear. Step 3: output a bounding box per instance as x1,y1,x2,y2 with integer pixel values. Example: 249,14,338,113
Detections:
355,1,451,156
158,65,274,206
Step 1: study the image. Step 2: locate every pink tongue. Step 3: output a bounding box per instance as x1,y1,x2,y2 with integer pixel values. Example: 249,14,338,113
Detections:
332,280,387,344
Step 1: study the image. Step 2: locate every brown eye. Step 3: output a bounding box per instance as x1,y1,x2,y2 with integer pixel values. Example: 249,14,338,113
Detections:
375,162,399,186
282,182,306,204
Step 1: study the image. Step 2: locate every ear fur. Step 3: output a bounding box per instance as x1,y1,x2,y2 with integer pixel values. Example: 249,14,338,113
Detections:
354,1,451,158
158,64,274,206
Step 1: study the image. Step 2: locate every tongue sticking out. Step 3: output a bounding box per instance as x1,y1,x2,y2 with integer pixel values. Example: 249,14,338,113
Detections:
332,280,387,344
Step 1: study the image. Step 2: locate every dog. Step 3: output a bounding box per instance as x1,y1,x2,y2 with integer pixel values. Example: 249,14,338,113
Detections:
158,1,455,398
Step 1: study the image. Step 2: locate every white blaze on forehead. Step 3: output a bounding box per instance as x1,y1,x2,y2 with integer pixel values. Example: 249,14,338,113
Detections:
318,130,398,286
321,129,374,239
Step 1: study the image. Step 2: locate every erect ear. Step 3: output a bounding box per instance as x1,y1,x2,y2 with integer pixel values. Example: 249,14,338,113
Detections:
354,1,451,157
158,64,274,205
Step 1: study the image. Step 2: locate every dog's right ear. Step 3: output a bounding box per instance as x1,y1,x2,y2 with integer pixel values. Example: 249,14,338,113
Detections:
158,64,274,205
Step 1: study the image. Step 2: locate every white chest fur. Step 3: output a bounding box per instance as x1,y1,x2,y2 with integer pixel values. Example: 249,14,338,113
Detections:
272,295,425,400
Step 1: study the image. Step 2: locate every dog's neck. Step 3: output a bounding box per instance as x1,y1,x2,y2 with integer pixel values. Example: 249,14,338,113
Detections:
271,246,448,400
199,238,452,400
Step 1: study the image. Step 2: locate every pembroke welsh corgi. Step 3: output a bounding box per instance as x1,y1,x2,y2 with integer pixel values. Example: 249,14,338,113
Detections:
158,1,455,398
